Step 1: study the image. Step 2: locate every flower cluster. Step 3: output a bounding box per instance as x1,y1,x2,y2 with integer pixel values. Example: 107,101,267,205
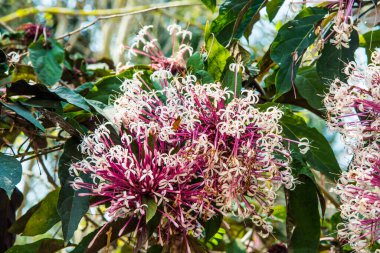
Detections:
325,51,380,251
70,24,304,248
122,24,193,74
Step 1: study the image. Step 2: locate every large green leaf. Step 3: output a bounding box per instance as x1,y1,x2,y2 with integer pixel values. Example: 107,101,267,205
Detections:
295,66,327,110
0,101,45,131
204,22,231,81
0,153,22,198
28,37,64,86
86,66,151,103
57,138,90,242
50,86,90,112
201,0,216,11
5,238,64,253
316,30,358,81
280,112,341,181
211,0,266,46
286,175,320,253
17,189,60,236
270,7,327,98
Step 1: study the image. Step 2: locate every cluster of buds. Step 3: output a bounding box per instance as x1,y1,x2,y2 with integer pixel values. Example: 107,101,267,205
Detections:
327,0,357,49
70,24,308,249
325,51,380,251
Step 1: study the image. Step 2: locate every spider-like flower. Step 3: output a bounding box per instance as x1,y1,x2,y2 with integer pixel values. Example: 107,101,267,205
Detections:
112,71,297,237
71,124,215,241
325,50,380,251
335,143,380,251
324,51,380,147
123,24,193,74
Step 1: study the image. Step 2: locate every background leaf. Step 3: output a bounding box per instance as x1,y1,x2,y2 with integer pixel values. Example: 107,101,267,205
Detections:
0,154,22,197
204,22,231,81
316,30,359,81
200,0,216,11
0,101,45,131
57,138,90,241
280,112,341,182
211,0,266,46
295,66,327,110
5,238,64,253
0,188,23,252
21,189,60,236
270,7,327,98
286,175,320,253
28,37,64,86
50,86,90,112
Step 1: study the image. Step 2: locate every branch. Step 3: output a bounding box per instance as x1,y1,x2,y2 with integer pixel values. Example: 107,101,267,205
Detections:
0,1,201,24
37,156,58,188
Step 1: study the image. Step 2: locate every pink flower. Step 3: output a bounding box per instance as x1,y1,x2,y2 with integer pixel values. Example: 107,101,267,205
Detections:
71,124,215,240
123,24,193,74
326,51,380,250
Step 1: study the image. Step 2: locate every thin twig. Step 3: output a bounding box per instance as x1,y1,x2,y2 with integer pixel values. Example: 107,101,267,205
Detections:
55,2,201,40
37,156,58,188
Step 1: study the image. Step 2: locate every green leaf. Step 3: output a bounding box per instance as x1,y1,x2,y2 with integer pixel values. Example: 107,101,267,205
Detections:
86,66,151,103
201,0,216,11
147,245,163,253
194,70,215,84
222,66,242,101
5,238,64,253
286,175,320,253
57,138,90,241
0,49,8,77
50,86,90,112
22,189,61,236
280,112,341,181
317,30,358,81
361,29,380,56
267,0,284,21
0,153,22,198
142,196,157,222
8,204,40,234
0,101,45,131
211,0,266,46
272,205,287,221
295,66,327,110
11,65,37,83
203,213,223,242
270,7,327,98
226,239,245,253
204,22,231,81
28,37,64,86
71,218,138,253
187,52,205,72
